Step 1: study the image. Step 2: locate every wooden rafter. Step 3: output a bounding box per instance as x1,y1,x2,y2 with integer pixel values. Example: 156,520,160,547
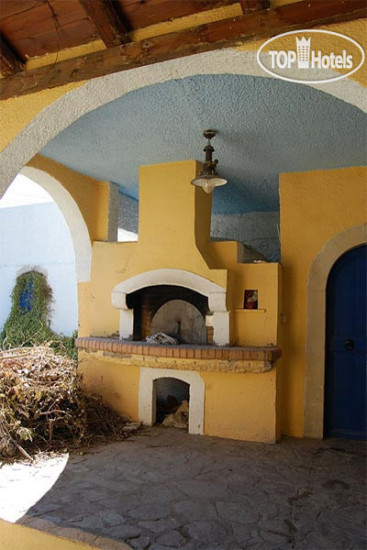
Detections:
240,0,270,14
79,0,130,47
0,33,24,77
0,0,366,100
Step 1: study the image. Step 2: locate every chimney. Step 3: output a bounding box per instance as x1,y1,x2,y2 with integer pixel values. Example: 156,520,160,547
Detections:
138,160,212,255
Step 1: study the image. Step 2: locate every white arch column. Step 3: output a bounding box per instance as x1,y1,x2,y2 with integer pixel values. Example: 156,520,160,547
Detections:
111,268,230,345
21,166,92,284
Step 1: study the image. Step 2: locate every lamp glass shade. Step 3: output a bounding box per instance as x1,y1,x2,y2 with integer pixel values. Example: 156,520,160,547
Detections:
191,175,227,194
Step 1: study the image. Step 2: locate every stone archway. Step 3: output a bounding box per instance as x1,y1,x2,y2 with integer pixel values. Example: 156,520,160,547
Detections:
1,49,366,197
304,223,367,438
21,166,92,284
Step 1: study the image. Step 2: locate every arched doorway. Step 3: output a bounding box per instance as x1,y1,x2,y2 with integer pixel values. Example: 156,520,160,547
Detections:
324,245,367,439
304,224,367,439
0,175,79,337
21,166,92,284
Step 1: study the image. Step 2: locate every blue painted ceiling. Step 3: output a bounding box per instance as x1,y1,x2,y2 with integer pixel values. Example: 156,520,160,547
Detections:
41,75,366,215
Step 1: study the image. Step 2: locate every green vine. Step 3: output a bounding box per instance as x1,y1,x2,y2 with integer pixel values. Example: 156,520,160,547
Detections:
0,271,77,360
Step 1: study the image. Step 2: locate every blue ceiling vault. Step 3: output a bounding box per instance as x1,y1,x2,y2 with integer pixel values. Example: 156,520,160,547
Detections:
41,74,366,215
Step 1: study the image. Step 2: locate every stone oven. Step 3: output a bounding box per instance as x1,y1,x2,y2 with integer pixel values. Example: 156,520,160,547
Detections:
77,160,282,442
126,286,209,344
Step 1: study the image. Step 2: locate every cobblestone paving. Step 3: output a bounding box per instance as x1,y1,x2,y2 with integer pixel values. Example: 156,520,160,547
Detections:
1,427,366,549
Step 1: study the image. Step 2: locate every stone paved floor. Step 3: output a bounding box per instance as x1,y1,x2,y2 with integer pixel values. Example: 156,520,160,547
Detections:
0,427,366,549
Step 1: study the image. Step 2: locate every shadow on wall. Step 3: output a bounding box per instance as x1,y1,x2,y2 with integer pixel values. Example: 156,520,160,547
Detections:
118,192,280,261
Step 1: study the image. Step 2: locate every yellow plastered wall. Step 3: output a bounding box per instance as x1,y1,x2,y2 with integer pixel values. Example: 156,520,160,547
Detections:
89,160,280,348
208,241,281,346
28,155,112,242
203,370,277,442
135,161,226,283
0,519,131,550
279,166,367,437
25,155,115,338
79,351,140,420
78,283,92,338
79,351,278,442
90,160,226,337
82,158,280,443
0,83,84,154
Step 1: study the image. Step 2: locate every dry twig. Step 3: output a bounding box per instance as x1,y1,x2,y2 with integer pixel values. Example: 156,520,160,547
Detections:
0,346,139,460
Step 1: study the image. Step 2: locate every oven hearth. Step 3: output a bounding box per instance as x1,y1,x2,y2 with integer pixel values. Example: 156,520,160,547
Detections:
126,285,209,344
79,160,282,442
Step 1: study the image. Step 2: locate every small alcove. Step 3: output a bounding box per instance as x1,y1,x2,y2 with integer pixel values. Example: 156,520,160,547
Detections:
154,377,190,430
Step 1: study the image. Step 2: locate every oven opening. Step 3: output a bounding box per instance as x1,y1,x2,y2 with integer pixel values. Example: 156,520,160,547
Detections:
126,285,210,343
155,377,190,430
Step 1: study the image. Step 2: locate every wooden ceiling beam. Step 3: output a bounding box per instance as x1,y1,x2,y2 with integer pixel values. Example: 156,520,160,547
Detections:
240,0,270,14
1,0,366,100
79,0,130,46
0,33,24,77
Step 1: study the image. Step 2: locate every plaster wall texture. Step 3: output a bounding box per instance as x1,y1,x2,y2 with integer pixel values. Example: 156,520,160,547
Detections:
91,161,280,349
279,165,367,438
79,351,277,442
39,74,366,216
0,519,130,550
28,156,114,244
118,192,138,233
0,202,77,336
211,211,280,261
118,192,280,260
0,19,366,202
202,370,277,442
82,160,280,442
79,353,140,420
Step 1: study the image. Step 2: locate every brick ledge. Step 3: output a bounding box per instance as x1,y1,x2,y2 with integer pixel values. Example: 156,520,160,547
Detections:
75,337,281,363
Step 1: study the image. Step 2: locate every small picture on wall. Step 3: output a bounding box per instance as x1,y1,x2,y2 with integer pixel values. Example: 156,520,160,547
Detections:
244,289,258,310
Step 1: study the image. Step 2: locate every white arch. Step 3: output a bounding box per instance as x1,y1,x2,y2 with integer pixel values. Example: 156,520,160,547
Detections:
21,166,92,283
111,268,229,345
112,268,227,309
139,366,205,435
304,223,367,438
0,49,366,197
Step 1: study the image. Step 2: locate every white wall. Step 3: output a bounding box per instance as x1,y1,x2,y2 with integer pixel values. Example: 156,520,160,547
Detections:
0,202,78,336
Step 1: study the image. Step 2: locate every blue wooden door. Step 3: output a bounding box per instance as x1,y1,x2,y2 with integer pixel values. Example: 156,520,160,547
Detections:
324,245,367,439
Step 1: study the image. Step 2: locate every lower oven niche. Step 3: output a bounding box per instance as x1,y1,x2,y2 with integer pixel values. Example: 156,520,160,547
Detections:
155,377,190,430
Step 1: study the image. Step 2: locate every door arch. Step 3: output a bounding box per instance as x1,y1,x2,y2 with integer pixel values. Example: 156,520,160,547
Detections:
304,223,367,438
324,245,366,439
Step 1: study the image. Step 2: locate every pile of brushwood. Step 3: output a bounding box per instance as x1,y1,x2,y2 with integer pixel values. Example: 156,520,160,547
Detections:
0,346,140,461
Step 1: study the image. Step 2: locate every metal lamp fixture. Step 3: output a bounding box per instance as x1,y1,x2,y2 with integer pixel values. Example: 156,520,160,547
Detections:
191,130,227,194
